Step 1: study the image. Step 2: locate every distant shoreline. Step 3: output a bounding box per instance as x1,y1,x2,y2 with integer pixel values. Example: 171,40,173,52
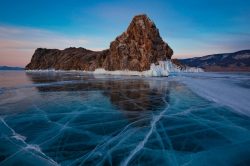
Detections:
0,66,24,70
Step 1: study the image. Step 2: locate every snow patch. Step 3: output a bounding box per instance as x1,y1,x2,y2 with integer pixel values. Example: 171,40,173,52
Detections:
222,54,229,59
200,55,213,60
234,54,250,60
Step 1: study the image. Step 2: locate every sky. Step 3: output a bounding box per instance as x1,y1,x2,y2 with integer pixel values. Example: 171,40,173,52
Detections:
0,0,249,67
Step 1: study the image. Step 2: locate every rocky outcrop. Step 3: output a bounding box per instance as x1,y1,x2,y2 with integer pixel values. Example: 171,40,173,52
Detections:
179,50,250,72
102,15,173,71
26,47,109,71
26,14,173,71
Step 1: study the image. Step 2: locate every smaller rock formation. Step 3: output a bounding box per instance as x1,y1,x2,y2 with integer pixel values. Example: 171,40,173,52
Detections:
26,47,109,71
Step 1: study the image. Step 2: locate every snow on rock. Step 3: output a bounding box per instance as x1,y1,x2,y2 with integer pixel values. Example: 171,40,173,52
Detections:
234,53,250,60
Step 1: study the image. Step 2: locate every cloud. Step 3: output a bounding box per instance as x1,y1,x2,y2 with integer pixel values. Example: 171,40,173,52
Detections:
0,25,106,67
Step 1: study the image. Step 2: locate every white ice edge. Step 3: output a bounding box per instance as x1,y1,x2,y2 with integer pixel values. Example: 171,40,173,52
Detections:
179,73,250,117
25,60,203,77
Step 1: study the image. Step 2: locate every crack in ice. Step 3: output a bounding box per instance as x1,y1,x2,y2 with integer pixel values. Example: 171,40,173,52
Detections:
121,98,169,166
0,117,59,166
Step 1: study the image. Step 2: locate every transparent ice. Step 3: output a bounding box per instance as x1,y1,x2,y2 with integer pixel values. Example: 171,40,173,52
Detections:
0,71,250,166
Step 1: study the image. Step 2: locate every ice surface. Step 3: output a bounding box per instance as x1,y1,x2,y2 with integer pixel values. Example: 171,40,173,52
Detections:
0,71,250,166
177,72,250,116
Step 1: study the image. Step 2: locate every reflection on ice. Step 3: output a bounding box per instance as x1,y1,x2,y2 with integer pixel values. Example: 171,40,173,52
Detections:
0,71,250,166
26,73,170,113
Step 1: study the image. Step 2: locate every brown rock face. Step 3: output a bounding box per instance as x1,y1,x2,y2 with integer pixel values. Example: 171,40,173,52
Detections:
26,14,173,71
103,15,173,71
26,47,109,71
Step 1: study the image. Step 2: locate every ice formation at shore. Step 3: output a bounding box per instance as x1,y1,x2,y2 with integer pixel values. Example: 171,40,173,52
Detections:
26,60,203,77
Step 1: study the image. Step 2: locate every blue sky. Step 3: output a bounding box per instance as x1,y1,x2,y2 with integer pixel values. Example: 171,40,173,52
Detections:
0,0,249,66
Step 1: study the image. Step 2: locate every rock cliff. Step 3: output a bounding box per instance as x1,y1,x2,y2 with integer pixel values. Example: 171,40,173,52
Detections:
26,14,173,71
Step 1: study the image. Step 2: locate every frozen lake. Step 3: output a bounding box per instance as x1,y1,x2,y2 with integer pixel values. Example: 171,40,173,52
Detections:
0,71,250,166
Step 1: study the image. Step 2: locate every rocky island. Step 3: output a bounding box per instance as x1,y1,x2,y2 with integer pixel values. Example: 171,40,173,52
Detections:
26,14,203,75
25,15,175,75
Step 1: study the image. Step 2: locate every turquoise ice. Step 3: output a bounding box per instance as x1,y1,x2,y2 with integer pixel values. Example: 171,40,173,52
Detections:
0,71,250,166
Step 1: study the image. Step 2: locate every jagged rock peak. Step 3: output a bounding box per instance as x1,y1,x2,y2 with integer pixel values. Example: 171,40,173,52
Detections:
103,14,173,71
127,14,156,34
